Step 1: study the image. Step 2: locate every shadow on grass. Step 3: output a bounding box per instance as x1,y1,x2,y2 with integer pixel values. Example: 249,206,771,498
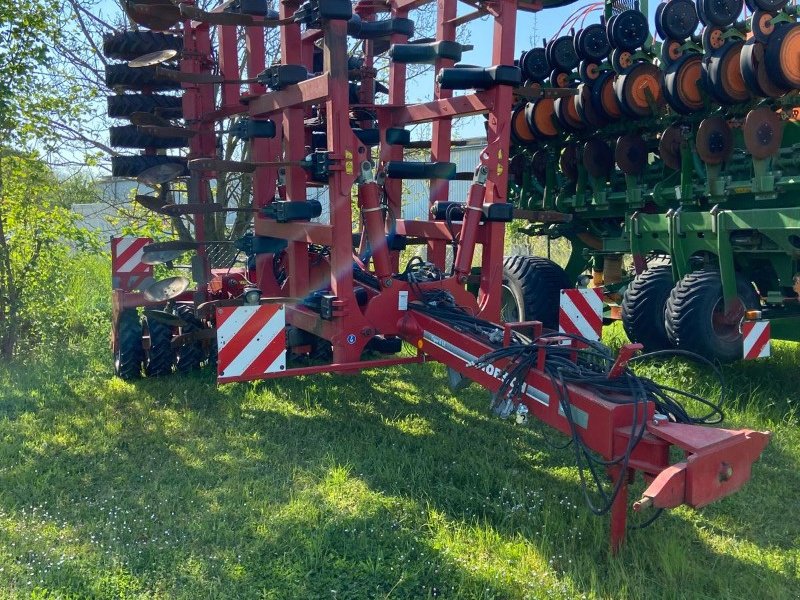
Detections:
0,340,797,599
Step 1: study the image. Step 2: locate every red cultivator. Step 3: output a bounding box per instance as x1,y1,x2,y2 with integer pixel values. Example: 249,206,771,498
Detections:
107,0,770,550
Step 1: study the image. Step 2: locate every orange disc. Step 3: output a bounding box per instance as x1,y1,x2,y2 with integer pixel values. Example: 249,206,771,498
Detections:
677,55,703,108
512,105,536,143
743,107,783,159
600,76,622,119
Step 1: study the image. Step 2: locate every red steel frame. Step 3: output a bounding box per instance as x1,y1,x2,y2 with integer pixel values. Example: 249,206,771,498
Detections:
110,0,770,550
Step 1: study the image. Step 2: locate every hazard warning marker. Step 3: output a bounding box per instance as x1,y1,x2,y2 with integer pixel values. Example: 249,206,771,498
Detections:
216,304,287,383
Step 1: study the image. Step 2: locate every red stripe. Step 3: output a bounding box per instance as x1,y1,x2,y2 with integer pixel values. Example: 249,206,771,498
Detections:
559,306,583,336
218,310,275,366
116,240,148,268
241,332,285,378
215,306,235,330
746,324,770,359
566,290,603,336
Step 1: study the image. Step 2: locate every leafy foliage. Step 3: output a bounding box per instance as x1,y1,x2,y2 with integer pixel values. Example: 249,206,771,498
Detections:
0,152,101,357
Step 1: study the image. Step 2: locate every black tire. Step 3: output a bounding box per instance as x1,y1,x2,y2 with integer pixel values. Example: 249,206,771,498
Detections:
143,314,175,377
105,64,181,91
175,306,204,373
107,94,183,119
665,270,760,363
114,310,143,380
621,266,675,351
502,256,570,329
111,155,188,178
102,31,183,61
109,125,189,149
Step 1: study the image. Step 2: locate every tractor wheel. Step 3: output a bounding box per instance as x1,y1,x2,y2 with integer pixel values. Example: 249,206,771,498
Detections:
102,31,183,61
111,155,187,178
107,94,183,119
142,314,174,377
665,269,760,363
621,265,675,351
109,125,189,149
175,306,204,373
105,64,181,91
502,256,570,329
114,309,143,380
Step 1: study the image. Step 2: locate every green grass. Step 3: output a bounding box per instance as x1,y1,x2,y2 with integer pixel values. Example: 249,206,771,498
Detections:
0,322,798,599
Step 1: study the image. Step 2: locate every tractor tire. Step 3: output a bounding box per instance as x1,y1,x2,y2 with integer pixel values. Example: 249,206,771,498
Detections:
114,309,143,380
502,255,570,329
102,31,183,61
621,265,675,351
175,306,204,373
105,64,181,91
107,94,183,119
665,269,760,363
110,125,189,149
111,155,188,178
142,314,174,377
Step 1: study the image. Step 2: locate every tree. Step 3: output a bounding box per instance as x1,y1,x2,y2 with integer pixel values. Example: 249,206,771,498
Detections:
0,152,100,357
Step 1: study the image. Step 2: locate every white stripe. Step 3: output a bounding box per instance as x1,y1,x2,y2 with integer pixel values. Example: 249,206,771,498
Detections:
117,244,147,273
220,308,284,377
265,350,287,373
743,321,769,359
217,306,258,349
114,237,137,258
559,291,600,340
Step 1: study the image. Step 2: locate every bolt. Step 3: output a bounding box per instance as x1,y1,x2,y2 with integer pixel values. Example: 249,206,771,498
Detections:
652,413,668,426
383,278,392,288
718,462,733,482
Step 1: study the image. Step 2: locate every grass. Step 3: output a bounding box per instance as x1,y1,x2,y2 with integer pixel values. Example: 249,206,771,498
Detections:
0,303,798,598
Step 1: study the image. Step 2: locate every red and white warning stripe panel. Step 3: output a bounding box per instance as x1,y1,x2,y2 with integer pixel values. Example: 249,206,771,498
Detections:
742,320,770,360
111,237,153,291
216,304,286,383
559,288,604,341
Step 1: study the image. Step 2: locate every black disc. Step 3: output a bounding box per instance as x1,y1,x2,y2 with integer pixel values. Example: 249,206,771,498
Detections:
611,9,650,52
704,41,750,104
583,138,614,178
611,48,635,73
576,24,611,62
660,38,685,66
664,53,704,113
655,2,668,39
615,134,648,175
579,60,601,82
606,14,620,48
740,39,767,96
660,0,700,41
751,0,788,11
765,22,800,89
549,36,580,72
699,0,743,28
701,25,726,52
550,69,571,88
521,47,550,81
751,10,776,43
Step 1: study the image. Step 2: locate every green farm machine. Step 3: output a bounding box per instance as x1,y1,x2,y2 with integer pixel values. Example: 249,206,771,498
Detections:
505,0,800,362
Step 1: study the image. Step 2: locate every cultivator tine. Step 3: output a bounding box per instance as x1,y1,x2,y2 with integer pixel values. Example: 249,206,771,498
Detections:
134,194,171,214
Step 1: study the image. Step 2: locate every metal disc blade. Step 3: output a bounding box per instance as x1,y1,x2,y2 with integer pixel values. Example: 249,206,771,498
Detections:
128,49,179,68
144,309,187,327
141,248,185,265
144,276,191,302
136,163,186,186
125,0,181,30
